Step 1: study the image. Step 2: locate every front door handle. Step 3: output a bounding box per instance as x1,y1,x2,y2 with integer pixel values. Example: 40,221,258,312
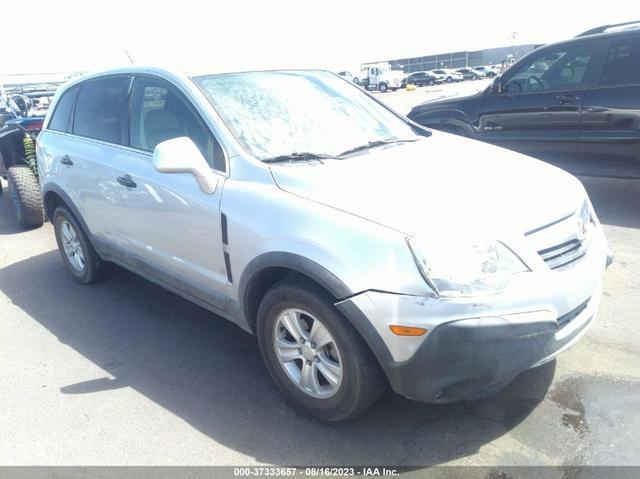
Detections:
60,155,73,166
116,174,137,188
556,94,580,104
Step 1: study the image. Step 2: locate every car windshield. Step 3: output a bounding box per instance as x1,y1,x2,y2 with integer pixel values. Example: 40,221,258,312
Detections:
193,70,420,161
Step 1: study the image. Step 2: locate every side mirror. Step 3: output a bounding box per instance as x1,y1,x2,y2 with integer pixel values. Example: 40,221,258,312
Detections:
493,75,502,94
153,136,218,194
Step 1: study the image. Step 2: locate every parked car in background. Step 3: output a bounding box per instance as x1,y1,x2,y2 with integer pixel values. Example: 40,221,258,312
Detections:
432,69,463,83
401,71,439,87
337,71,361,85
38,66,610,422
456,67,485,80
428,70,447,83
473,66,498,78
408,21,640,178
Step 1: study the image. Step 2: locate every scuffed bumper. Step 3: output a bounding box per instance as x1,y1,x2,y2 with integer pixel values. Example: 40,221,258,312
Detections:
336,226,610,403
382,287,600,403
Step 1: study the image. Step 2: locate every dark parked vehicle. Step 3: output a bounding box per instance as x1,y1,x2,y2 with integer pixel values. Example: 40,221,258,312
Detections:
456,68,484,80
401,71,439,87
408,21,640,178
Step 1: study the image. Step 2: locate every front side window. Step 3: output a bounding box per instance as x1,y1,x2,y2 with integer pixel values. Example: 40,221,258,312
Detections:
503,44,596,94
194,70,419,161
48,85,79,132
73,76,129,144
129,77,225,172
600,36,640,86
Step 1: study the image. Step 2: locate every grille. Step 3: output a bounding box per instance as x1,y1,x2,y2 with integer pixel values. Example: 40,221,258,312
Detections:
526,201,594,271
538,237,589,270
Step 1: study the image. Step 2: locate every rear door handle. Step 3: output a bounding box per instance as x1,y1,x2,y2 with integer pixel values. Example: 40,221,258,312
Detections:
556,94,580,104
116,174,137,188
60,155,73,166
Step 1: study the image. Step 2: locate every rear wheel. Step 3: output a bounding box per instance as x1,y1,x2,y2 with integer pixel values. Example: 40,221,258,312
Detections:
53,206,110,284
7,165,44,229
446,77,453,83
257,279,386,422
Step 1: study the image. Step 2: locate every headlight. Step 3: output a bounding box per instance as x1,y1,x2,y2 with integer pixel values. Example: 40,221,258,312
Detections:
407,238,529,298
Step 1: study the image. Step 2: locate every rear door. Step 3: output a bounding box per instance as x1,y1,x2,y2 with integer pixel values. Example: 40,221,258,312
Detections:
578,33,640,177
61,75,131,242
478,40,604,162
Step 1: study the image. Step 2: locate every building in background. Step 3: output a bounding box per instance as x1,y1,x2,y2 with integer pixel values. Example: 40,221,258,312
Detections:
363,44,544,73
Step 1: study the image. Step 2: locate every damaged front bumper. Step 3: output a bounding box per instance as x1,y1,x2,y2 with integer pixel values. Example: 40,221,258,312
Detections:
336,226,611,403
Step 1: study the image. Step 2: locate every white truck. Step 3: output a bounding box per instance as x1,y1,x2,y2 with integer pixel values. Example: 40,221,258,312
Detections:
360,63,404,92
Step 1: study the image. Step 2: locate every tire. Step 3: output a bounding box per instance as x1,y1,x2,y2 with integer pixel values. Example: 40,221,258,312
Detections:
428,79,435,86
53,206,110,284
446,77,453,83
378,83,388,93
257,278,386,422
7,165,44,229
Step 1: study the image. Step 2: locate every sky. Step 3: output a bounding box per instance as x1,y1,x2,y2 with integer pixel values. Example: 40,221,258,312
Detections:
1,0,637,77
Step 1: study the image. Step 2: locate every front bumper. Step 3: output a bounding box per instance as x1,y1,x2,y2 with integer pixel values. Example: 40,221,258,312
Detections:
337,226,610,403
384,288,600,402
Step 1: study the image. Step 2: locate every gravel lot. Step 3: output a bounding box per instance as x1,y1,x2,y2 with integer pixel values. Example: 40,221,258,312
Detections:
1,82,639,466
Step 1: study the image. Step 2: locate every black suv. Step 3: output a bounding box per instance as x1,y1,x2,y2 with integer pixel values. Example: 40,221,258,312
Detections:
408,21,640,178
401,71,438,87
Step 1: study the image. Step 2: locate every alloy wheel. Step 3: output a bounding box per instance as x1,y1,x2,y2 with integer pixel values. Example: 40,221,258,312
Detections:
60,220,85,272
273,308,343,399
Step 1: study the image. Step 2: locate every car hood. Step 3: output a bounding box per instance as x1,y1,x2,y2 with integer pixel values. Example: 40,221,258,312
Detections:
269,133,585,241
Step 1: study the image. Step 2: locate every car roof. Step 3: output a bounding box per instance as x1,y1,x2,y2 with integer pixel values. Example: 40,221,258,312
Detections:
58,65,335,91
541,22,640,51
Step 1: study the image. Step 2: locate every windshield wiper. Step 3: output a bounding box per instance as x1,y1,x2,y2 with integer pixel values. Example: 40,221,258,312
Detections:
339,138,420,157
262,152,338,164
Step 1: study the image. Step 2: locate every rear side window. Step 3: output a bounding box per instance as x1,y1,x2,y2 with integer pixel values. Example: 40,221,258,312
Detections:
73,76,129,144
48,85,79,132
129,77,225,172
600,36,640,86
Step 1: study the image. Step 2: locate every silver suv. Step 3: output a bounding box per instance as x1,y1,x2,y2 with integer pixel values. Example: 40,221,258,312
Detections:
37,67,611,422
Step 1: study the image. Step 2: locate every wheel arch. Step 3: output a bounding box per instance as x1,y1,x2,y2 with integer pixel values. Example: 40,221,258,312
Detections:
238,252,353,335
410,109,476,138
42,183,99,251
238,252,395,382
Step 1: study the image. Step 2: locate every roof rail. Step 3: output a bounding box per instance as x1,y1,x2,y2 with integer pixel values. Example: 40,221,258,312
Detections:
577,20,640,37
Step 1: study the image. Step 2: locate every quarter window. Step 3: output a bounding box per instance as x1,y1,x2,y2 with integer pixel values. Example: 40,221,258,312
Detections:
73,76,129,144
129,77,225,172
601,37,640,86
48,85,79,132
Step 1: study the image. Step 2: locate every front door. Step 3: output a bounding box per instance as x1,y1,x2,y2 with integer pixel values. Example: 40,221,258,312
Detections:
110,75,230,311
477,40,603,165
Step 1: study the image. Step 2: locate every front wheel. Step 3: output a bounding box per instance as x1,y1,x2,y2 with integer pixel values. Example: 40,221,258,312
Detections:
378,82,388,93
446,77,453,83
257,279,386,422
7,165,44,229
